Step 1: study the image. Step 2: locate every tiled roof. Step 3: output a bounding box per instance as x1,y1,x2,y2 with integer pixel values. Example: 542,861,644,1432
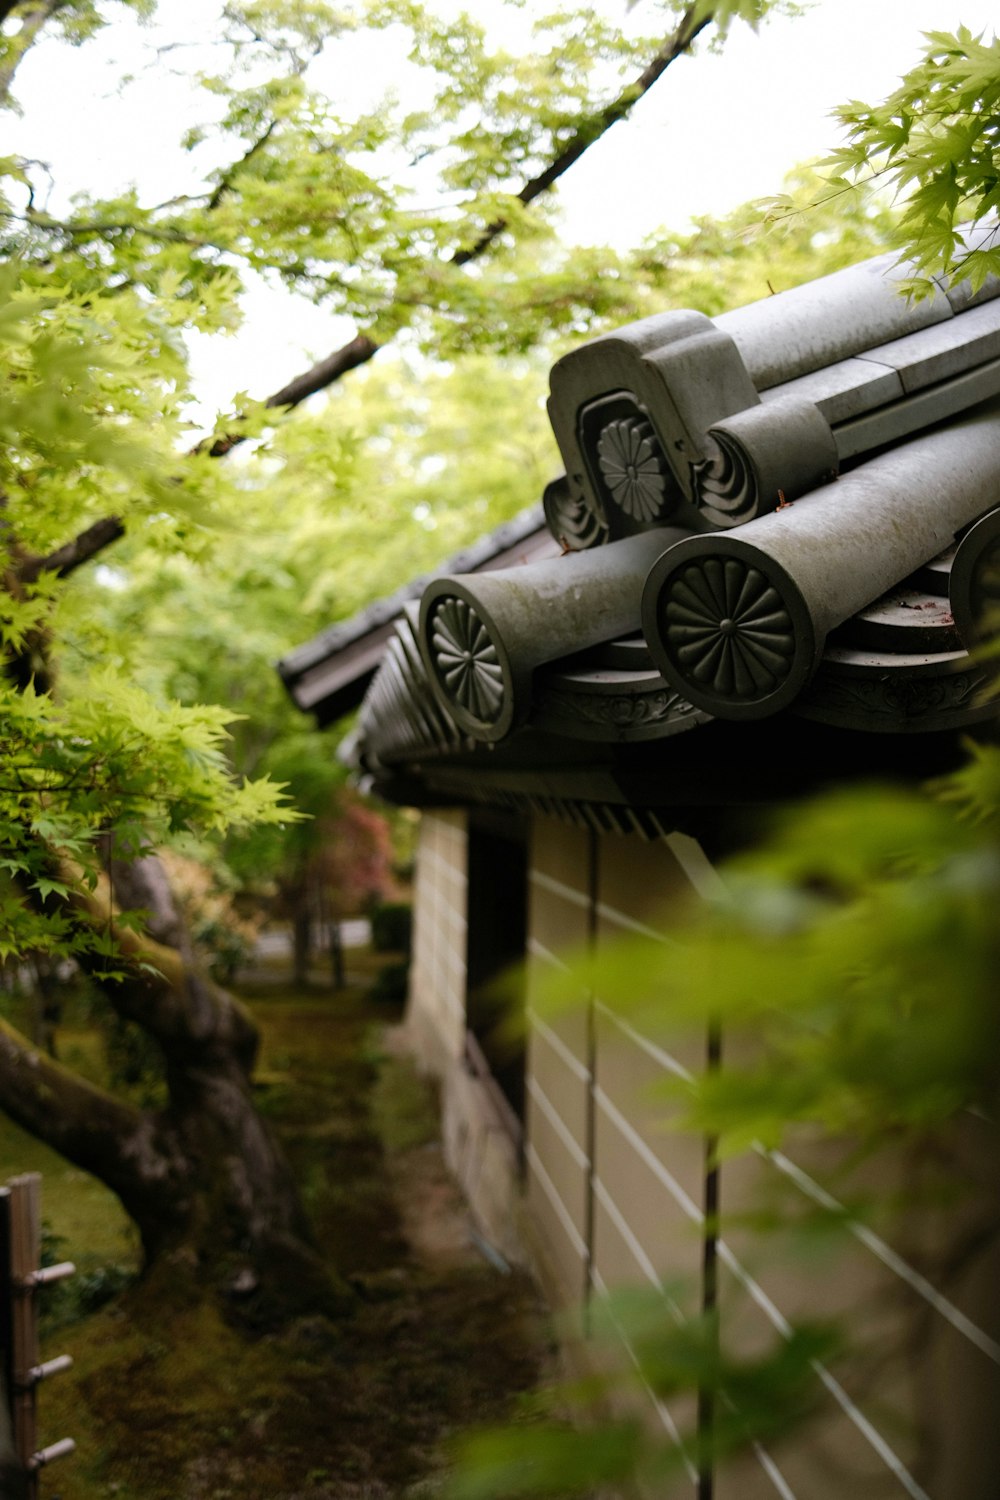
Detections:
277,503,558,725
283,231,1000,800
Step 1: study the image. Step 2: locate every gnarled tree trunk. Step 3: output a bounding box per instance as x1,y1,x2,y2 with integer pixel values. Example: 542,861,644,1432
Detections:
0,852,351,1315
0,507,351,1318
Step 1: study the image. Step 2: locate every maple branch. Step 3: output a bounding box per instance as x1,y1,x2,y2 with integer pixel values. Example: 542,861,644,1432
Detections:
0,1016,155,1192
264,331,381,410
200,5,715,455
206,118,279,211
16,210,329,280
56,852,259,1065
21,514,126,584
453,3,711,265
199,332,380,456
0,0,69,105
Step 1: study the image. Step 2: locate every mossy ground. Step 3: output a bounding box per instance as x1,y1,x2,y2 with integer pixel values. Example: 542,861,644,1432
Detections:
0,947,553,1499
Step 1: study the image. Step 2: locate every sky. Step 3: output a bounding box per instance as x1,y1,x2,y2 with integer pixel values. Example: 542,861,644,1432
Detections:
6,0,999,427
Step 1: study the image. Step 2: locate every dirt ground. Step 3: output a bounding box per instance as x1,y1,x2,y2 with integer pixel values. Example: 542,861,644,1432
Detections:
39,959,557,1500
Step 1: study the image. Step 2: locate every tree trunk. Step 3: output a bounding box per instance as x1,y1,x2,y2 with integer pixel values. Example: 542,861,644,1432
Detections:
330,919,345,991
1,540,351,1318
293,904,311,988
2,854,352,1316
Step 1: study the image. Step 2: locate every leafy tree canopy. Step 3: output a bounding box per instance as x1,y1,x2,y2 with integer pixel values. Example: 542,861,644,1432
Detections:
1,0,820,968
0,0,986,1281
0,0,813,1301
767,22,1000,291
0,1,793,360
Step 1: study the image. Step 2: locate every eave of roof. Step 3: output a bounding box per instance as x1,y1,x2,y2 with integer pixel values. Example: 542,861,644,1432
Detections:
282,233,1000,810
277,502,558,722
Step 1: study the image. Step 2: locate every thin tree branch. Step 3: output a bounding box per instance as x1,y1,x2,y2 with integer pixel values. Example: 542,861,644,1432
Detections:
11,209,340,292
0,11,716,586
6,2,717,475
20,514,125,584
0,0,69,106
18,208,244,256
0,1014,164,1200
53,852,259,1069
206,118,279,211
453,3,711,265
10,6,716,468
197,332,380,456
264,330,380,410
197,6,715,455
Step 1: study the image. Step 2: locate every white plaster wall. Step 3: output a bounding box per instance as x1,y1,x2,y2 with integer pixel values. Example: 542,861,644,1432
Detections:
400,806,1000,1497
403,807,527,1265
522,819,1000,1500
405,808,468,1073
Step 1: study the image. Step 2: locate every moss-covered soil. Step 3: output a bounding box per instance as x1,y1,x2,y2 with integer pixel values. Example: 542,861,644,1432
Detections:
3,952,553,1499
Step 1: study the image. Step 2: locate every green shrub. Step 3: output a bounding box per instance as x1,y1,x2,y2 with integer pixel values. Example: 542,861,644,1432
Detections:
368,961,410,1007
370,902,412,954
